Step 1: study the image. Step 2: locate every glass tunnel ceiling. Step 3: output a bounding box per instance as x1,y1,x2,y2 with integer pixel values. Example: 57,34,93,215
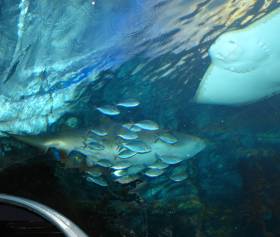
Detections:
0,0,278,135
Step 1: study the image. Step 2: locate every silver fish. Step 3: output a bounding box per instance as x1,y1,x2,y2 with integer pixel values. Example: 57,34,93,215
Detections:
112,169,127,177
117,99,140,108
169,167,188,182
96,159,112,168
122,123,142,132
87,141,105,151
130,126,142,132
170,173,188,182
135,120,159,131
159,133,178,144
148,160,169,169
115,175,139,184
84,136,100,144
86,176,108,187
118,149,137,159
117,130,138,140
89,128,108,137
96,105,120,116
112,161,132,170
122,141,151,153
158,154,184,165
86,168,103,177
144,168,164,177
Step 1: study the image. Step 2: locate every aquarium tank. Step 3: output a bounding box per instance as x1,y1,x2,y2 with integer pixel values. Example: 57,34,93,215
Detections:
0,0,280,236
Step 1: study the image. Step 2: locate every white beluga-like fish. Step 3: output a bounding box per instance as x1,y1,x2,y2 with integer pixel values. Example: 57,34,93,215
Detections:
96,105,120,116
116,99,140,108
194,8,280,105
6,123,206,186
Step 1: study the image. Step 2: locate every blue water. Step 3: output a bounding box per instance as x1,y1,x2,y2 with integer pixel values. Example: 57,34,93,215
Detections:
1,1,280,236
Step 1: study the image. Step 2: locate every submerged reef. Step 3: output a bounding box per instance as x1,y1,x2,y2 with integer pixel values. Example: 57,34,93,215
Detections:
0,131,279,237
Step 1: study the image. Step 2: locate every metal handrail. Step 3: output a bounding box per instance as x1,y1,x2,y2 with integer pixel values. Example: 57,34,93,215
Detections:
0,194,88,237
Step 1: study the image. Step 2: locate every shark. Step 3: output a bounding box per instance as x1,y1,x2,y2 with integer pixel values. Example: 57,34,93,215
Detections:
6,122,206,186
